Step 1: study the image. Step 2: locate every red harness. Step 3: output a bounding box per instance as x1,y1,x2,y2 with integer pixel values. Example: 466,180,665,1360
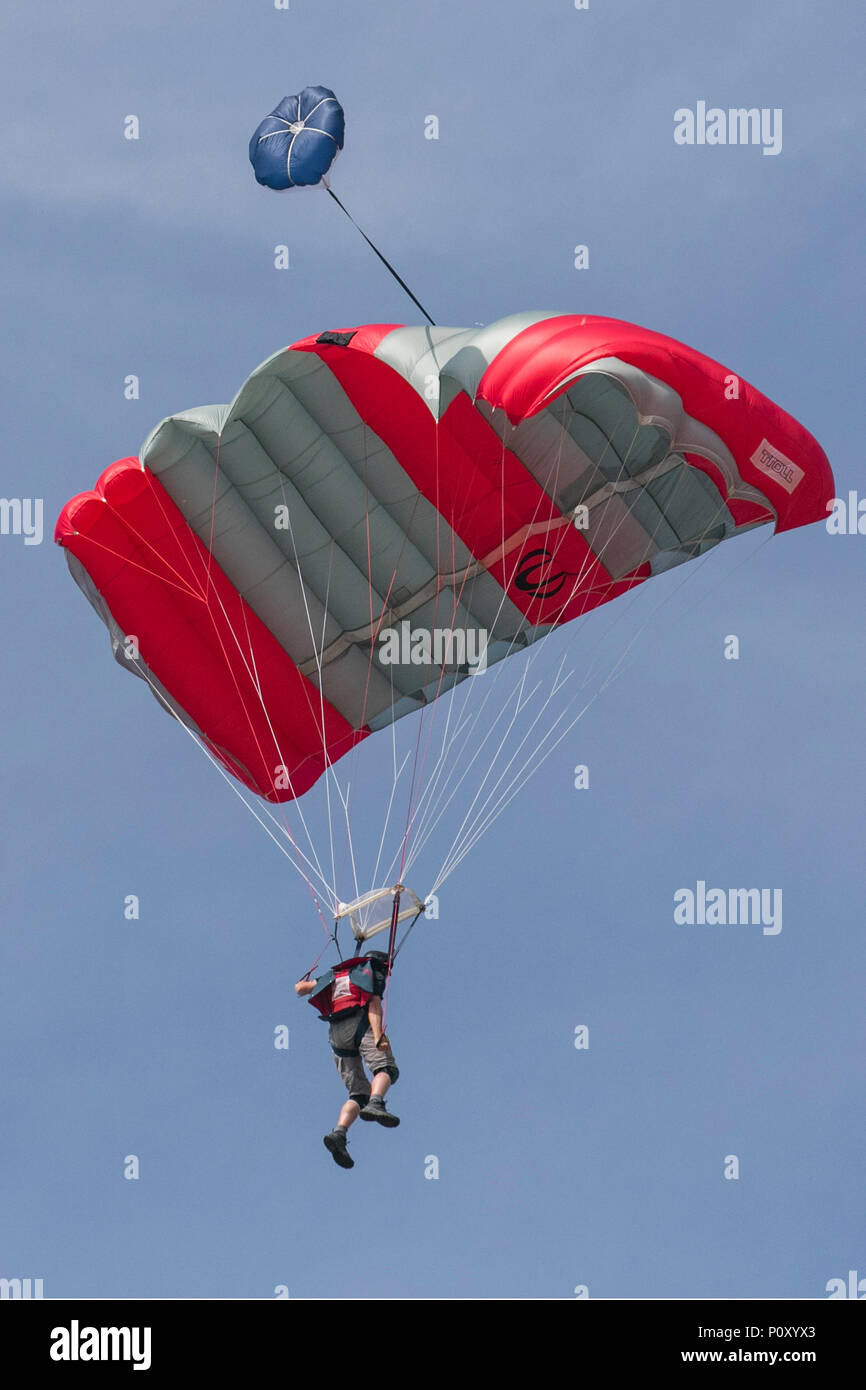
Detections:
308,956,376,1021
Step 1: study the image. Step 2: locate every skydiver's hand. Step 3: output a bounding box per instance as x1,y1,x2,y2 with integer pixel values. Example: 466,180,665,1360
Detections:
294,979,315,996
375,1032,391,1052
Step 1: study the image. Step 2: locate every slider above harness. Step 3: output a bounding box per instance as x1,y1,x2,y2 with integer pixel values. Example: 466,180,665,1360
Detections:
334,883,425,942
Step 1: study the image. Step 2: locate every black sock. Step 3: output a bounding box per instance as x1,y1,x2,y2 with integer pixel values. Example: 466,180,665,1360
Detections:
335,1124,347,1135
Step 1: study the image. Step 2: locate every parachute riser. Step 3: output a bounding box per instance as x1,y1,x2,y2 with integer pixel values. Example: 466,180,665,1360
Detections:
385,886,402,979
391,908,425,965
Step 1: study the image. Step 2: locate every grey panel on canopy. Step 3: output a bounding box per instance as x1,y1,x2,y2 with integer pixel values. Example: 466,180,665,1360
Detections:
140,342,537,731
479,358,773,582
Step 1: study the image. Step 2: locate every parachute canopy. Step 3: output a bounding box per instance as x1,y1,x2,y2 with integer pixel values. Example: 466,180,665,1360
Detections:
249,86,345,190
56,312,834,805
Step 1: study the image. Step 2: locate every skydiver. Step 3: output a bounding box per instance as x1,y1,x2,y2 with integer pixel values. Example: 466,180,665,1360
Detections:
294,949,400,1169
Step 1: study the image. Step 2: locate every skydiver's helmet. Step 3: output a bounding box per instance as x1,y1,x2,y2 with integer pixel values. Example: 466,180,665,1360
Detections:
365,949,390,983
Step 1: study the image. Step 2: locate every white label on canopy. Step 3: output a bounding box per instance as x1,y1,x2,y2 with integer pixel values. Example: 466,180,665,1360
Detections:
750,438,804,494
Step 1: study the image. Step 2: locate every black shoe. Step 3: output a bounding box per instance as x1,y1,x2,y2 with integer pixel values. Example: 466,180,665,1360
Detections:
323,1130,354,1168
359,1096,400,1127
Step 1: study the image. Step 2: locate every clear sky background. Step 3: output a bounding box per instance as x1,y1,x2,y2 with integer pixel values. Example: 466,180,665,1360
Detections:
1,0,864,1299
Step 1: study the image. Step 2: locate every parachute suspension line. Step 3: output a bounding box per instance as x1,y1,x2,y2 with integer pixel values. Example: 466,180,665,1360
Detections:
76,433,242,607
389,415,452,870
381,417,501,879
300,933,336,984
377,417,465,889
66,532,203,602
258,453,358,910
263,416,424,915
386,556,470,883
191,432,335,897
436,528,777,889
313,533,410,916
403,422,573,870
78,447,337,910
407,627,576,868
331,414,432,908
409,427,534,797
427,399,778,891
335,422,379,899
348,423,426,787
409,668,542,879
400,611,553,872
323,183,436,327
424,655,570,889
230,570,334,887
342,378,581,900
405,387,653,885
132,658,338,916
174,418,441,936
302,896,349,984
394,689,427,883
206,344,755,920
411,390,671,888
370,749,412,894
406,657,564,877
430,689,593,892
591,520,773,701
132,428,333,891
372,417,456,896
670,525,774,627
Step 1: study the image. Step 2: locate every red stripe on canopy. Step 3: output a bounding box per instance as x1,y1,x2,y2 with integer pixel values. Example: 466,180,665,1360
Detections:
56,459,365,802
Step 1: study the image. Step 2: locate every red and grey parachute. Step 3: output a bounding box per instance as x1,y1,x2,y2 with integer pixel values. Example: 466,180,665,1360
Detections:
56,312,833,805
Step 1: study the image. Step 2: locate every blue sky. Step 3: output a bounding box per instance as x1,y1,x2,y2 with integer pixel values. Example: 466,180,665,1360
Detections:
1,0,864,1298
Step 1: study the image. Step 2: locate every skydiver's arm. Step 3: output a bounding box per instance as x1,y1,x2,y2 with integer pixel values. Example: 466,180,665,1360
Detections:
367,994,384,1044
294,979,316,997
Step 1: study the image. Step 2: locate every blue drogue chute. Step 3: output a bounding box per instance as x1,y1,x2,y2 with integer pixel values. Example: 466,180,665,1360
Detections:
248,83,434,324
249,85,345,191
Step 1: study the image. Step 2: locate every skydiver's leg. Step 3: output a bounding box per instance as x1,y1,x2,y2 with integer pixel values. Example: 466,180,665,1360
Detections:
325,1033,370,1167
358,1032,400,1126
338,1098,361,1128
324,1095,365,1169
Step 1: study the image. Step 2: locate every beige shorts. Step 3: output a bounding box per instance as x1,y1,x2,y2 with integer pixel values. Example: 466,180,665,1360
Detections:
328,1012,399,1104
